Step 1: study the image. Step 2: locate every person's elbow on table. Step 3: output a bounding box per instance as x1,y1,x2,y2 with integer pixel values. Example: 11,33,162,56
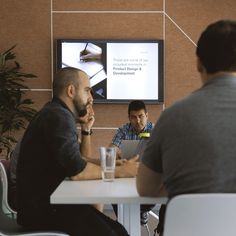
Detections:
70,162,102,181
136,162,168,197
70,157,139,181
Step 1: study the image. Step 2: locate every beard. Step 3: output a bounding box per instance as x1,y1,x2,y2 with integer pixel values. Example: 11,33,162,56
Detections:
72,95,88,118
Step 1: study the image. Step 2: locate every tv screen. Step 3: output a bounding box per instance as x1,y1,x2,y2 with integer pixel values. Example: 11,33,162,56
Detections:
56,39,164,104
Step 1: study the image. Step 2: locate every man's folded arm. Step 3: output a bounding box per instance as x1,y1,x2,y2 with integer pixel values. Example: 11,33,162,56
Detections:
136,162,167,197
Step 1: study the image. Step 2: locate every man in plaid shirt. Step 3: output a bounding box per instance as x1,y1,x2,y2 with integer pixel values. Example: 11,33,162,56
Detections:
110,100,154,159
109,100,155,226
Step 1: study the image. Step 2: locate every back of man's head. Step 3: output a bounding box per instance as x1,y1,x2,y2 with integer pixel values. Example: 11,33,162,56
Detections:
196,19,236,74
128,100,147,115
53,67,81,98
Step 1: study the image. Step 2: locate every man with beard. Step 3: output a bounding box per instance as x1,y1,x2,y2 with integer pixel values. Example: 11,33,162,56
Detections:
8,102,95,211
16,67,137,236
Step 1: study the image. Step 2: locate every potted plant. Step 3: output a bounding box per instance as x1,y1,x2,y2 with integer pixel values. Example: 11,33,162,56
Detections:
0,46,37,158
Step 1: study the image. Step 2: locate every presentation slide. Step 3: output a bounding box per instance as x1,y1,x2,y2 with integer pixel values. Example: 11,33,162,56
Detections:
58,40,162,102
107,43,159,100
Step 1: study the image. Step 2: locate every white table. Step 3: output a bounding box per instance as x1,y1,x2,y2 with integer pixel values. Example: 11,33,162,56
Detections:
50,178,167,236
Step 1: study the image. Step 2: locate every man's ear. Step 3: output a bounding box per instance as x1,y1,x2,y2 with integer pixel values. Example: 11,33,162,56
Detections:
197,58,209,84
66,84,75,98
128,115,133,123
146,112,148,119
197,58,204,73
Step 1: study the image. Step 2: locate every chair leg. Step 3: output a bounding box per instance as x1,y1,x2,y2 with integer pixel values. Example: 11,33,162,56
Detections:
142,223,150,236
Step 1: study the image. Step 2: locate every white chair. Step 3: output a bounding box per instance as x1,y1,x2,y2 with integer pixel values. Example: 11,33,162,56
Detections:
0,160,17,218
0,160,69,236
142,210,159,236
163,193,236,236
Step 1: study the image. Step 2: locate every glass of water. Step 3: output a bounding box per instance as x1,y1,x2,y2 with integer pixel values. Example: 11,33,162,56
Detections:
100,147,116,182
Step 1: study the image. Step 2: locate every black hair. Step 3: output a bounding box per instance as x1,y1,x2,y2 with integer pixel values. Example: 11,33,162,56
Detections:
196,20,236,74
128,100,147,115
53,67,82,97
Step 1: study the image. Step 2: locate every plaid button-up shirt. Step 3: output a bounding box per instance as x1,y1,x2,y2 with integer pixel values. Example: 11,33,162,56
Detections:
111,121,154,148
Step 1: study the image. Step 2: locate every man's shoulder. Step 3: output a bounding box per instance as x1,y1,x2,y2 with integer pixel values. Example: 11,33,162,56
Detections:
114,123,133,136
41,100,73,119
145,121,154,132
119,122,132,131
164,91,202,114
147,121,154,127
158,92,208,131
29,100,75,132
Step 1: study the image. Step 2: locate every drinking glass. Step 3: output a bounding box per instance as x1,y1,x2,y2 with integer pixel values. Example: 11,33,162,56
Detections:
100,147,116,182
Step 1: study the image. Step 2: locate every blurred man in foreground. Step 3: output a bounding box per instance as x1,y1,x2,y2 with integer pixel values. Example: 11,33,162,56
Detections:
137,20,236,235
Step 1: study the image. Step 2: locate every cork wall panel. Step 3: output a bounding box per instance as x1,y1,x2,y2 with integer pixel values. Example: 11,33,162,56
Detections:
164,19,201,107
93,104,162,128
88,129,120,158
53,12,164,128
53,0,163,11
2,0,236,151
0,0,52,89
164,0,236,107
53,13,164,39
166,0,236,42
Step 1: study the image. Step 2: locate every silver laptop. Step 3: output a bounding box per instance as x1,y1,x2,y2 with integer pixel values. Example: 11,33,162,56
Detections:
120,139,149,160
120,140,140,160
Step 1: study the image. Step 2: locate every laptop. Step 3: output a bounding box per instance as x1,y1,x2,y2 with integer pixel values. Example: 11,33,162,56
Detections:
120,140,148,160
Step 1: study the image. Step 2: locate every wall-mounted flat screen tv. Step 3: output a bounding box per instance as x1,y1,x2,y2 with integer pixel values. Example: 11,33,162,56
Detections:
56,39,164,104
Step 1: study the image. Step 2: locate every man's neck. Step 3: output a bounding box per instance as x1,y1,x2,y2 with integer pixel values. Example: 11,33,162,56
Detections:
132,125,146,135
202,71,236,84
57,95,76,115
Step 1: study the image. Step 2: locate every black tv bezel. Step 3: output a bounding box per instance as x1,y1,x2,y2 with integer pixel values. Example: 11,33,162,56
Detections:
56,39,164,104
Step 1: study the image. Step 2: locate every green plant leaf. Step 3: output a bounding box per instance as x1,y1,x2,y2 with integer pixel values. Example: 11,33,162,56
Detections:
0,45,37,157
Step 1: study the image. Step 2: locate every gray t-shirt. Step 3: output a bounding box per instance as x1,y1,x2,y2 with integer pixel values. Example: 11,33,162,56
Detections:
142,75,236,198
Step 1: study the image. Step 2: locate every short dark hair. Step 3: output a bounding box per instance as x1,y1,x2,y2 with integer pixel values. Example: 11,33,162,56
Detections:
196,20,236,74
128,100,147,115
53,67,82,97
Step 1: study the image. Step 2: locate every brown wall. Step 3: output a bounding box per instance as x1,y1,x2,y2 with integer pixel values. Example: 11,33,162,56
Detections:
1,0,236,157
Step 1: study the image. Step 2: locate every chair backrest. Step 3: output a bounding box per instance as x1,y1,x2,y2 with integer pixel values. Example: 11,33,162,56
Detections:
0,160,17,216
163,194,236,236
0,162,69,236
